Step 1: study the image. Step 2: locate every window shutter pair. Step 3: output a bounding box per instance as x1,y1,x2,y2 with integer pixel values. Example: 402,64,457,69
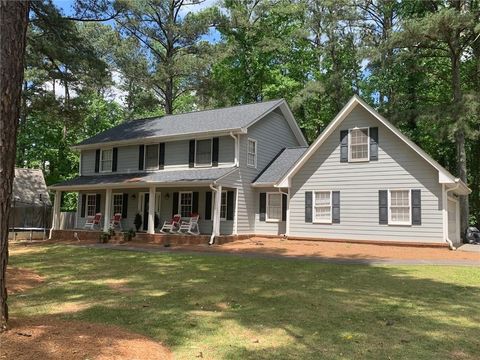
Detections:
188,138,219,168
339,127,379,162
204,191,234,220
305,191,340,223
378,190,421,225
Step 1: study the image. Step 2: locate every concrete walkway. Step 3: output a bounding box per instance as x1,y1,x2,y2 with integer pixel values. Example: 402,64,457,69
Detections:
72,242,480,267
457,244,480,253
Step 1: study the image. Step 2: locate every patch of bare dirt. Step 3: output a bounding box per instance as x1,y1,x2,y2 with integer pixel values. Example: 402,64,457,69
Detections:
105,279,134,293
0,317,172,360
7,267,44,295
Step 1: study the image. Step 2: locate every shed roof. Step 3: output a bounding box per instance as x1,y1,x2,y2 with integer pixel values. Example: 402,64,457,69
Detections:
12,168,51,207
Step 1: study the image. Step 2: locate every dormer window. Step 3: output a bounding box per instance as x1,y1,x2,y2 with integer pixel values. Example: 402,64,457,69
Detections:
100,149,113,172
195,139,212,167
348,128,369,162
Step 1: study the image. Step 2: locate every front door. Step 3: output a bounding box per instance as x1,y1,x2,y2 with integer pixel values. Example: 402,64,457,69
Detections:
142,193,150,231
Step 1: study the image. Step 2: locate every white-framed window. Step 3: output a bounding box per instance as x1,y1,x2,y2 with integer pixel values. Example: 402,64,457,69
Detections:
195,139,212,167
145,144,159,170
313,191,332,223
112,193,123,216
348,127,369,162
179,191,193,218
100,149,113,172
86,194,96,217
389,189,411,225
266,192,282,222
220,191,227,220
247,138,257,168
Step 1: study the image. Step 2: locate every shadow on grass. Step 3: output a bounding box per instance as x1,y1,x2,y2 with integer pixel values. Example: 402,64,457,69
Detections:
8,244,480,360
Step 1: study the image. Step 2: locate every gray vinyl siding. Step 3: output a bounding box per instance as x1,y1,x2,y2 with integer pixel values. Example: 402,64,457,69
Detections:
254,188,286,235
80,136,235,175
80,150,96,175
76,187,234,235
227,111,301,235
289,106,444,243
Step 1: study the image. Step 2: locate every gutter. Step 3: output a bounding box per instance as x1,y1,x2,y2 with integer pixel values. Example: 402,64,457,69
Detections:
444,182,460,250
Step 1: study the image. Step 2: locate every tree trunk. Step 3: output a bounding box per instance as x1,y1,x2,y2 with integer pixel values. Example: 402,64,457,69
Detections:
0,0,29,331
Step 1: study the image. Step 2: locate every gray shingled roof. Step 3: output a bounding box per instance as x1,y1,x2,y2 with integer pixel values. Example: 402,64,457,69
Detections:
50,167,237,189
253,147,307,185
12,168,51,207
76,99,284,147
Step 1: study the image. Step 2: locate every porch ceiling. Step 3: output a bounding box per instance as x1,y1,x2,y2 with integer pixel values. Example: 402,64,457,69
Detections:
49,167,237,191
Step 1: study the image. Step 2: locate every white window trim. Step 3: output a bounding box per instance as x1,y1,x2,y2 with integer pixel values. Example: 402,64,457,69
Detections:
220,191,228,221
144,144,160,171
178,191,193,217
100,148,113,173
247,138,257,168
266,192,282,223
112,193,123,216
86,193,97,217
313,190,332,224
194,138,213,168
388,189,412,226
348,127,370,163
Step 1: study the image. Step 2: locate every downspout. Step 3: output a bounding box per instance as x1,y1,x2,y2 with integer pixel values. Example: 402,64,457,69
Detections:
209,183,220,245
229,132,239,167
444,182,460,250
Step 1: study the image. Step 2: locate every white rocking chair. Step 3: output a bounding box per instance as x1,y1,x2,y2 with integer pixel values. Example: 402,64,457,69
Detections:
177,213,200,235
160,214,181,233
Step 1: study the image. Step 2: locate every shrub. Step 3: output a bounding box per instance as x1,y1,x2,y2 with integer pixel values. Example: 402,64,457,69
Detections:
134,213,142,231
123,229,136,242
99,232,110,243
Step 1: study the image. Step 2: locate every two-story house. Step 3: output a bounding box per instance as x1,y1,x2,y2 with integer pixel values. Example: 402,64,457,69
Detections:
50,95,469,247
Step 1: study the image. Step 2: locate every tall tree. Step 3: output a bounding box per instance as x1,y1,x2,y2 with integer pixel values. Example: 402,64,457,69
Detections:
115,0,216,114
0,0,30,331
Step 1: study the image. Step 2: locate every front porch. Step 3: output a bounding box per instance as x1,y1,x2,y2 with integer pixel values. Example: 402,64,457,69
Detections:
50,185,238,241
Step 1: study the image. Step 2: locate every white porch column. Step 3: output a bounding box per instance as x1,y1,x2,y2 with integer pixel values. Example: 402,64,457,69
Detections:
214,185,222,236
50,190,62,235
148,185,156,234
104,188,112,232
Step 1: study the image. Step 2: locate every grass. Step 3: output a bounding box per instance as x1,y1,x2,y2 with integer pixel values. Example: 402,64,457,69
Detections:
8,244,480,360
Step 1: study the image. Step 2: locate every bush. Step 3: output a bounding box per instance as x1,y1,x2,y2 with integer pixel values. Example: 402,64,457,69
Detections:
99,232,110,243
134,213,142,231
123,229,136,242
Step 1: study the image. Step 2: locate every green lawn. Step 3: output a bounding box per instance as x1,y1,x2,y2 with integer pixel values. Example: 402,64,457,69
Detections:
8,244,480,360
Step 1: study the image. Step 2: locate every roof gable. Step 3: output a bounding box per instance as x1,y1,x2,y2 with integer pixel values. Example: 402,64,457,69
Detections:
75,99,306,149
277,95,469,194
13,168,51,207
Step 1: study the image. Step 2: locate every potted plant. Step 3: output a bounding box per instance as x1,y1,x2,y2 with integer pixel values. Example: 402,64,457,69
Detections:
99,231,110,243
134,213,142,231
123,229,136,242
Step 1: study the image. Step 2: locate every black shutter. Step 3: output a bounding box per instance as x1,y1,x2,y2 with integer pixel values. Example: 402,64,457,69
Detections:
159,143,165,170
95,194,101,214
212,137,219,167
94,149,100,173
192,192,199,214
379,190,388,224
412,189,421,225
138,145,145,170
370,127,378,161
205,191,212,220
81,194,86,217
332,191,340,223
259,193,266,222
172,192,179,216
227,191,234,220
340,130,348,162
189,140,195,168
122,193,128,219
282,193,287,221
112,147,118,172
305,191,312,223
